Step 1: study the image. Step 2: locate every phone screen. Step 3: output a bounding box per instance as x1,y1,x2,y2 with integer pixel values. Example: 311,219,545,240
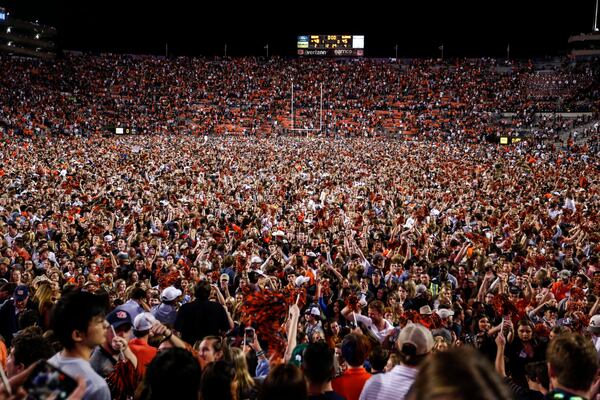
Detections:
245,328,255,341
24,361,78,400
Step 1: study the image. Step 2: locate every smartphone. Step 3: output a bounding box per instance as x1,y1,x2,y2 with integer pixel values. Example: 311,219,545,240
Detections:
245,327,255,342
501,316,510,336
23,360,78,400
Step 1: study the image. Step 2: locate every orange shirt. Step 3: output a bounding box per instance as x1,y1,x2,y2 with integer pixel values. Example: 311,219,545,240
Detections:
129,338,157,377
332,367,371,400
551,281,572,302
0,339,7,369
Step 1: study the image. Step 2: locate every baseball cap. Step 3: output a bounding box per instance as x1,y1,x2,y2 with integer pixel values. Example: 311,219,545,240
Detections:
107,309,132,329
397,322,434,356
13,285,29,301
295,276,311,287
251,256,263,264
431,328,452,344
436,308,455,319
273,230,285,237
416,284,428,295
305,306,321,317
419,305,433,315
589,315,600,332
508,286,521,295
220,273,230,282
133,312,157,331
161,286,182,302
559,269,571,279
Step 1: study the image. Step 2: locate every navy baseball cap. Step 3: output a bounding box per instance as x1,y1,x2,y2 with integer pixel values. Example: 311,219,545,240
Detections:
106,309,132,329
14,285,29,301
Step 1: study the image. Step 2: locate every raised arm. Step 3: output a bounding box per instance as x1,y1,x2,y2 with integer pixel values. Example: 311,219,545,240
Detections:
284,304,300,363
494,330,507,378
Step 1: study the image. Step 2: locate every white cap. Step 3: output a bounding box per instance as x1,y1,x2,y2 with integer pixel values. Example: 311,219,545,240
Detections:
416,284,428,294
251,256,263,264
104,234,113,242
134,312,157,331
589,315,600,331
306,251,317,258
161,286,182,302
295,276,311,286
419,305,433,315
273,230,286,237
436,308,455,319
397,322,435,356
254,269,267,278
305,306,321,317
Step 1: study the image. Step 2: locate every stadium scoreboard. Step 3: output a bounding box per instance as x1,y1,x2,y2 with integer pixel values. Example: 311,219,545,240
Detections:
110,126,137,135
297,35,364,57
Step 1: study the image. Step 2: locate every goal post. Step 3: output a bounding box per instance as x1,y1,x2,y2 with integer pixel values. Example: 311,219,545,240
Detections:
289,81,323,136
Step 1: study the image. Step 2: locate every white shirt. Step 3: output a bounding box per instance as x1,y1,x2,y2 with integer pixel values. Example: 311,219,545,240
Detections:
353,313,394,343
564,198,576,212
359,364,418,400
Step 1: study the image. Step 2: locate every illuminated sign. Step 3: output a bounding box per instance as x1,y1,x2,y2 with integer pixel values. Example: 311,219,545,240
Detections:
298,34,365,56
352,35,364,49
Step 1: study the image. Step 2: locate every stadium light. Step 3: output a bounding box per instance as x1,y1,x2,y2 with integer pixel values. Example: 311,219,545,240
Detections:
6,27,10,33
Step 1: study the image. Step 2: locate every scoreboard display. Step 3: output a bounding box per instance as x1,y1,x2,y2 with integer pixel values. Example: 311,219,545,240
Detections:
297,35,364,57
113,127,137,135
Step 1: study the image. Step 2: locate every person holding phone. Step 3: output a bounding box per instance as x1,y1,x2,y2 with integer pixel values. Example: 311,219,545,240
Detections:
0,359,87,400
48,290,111,400
244,327,255,344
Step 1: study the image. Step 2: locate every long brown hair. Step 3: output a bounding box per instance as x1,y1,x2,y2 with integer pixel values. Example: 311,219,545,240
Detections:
408,347,512,400
259,364,306,400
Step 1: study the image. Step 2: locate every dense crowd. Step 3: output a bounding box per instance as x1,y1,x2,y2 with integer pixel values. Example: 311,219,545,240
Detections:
0,55,599,400
0,55,599,140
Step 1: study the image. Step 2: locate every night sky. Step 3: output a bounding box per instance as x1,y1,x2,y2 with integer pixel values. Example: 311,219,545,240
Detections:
1,0,597,58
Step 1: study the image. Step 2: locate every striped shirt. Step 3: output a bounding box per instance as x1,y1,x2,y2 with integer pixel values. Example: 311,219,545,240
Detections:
359,364,418,400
